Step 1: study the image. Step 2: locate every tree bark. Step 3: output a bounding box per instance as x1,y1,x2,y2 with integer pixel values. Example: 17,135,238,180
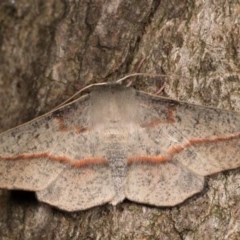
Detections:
0,0,240,239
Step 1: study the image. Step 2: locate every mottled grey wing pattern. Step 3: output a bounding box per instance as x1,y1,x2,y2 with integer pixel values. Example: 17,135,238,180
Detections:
126,91,240,206
1,85,240,211
0,94,115,211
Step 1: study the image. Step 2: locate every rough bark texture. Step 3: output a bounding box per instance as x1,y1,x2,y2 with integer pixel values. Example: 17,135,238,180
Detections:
0,0,240,239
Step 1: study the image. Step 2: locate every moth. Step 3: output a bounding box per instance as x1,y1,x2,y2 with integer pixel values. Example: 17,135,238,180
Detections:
0,84,240,212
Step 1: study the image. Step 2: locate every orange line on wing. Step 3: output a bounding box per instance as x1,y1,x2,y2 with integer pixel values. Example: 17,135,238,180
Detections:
54,116,88,134
141,107,176,128
128,155,170,165
73,158,108,167
167,107,175,123
128,132,240,165
75,126,88,134
55,117,68,131
0,153,108,168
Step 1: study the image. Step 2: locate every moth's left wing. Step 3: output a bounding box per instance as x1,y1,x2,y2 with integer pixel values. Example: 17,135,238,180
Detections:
126,91,240,206
0,95,115,211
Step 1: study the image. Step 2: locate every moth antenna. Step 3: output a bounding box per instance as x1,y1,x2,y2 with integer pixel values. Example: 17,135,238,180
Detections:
55,72,172,108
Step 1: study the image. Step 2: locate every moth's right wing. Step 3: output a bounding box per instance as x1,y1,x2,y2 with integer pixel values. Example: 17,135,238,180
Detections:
125,91,240,206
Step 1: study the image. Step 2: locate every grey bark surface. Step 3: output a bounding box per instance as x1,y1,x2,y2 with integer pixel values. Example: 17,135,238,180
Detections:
0,0,239,239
